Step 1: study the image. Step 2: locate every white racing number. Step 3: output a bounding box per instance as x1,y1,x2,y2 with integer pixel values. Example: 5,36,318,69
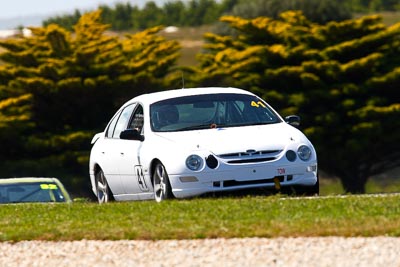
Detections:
135,165,149,192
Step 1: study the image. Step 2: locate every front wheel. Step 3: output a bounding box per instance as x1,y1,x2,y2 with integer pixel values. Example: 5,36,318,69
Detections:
95,169,113,204
153,162,173,202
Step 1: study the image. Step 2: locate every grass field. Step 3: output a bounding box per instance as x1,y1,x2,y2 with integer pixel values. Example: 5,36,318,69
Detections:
1,194,400,241
320,168,400,195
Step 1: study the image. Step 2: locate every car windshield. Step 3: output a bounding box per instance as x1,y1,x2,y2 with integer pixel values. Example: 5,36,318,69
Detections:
0,182,68,204
150,93,281,132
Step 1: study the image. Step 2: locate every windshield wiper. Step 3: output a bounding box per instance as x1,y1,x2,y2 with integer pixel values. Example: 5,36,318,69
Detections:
176,124,213,131
176,123,245,131
249,122,277,126
175,121,278,131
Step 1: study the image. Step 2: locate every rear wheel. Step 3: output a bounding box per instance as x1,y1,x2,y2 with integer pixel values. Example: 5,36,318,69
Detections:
153,162,173,202
95,169,113,203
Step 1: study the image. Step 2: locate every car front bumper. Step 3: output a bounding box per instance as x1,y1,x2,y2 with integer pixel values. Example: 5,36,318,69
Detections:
168,162,318,198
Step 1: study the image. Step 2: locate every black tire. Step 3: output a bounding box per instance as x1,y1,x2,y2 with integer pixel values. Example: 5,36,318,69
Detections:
95,169,113,204
153,162,173,202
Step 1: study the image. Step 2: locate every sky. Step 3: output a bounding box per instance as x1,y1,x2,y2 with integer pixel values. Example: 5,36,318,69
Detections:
0,0,167,29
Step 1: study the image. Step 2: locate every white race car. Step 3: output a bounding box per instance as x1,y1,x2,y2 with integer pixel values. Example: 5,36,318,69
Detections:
89,87,318,203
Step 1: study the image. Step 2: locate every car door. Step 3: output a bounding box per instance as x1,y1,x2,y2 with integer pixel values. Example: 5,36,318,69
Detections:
100,104,137,195
94,109,123,195
118,104,150,195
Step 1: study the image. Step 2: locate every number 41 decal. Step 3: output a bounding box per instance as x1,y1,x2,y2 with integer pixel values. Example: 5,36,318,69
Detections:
135,165,149,192
251,101,266,108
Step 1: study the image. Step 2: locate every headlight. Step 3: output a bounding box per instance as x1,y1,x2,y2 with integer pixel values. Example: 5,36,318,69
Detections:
186,155,203,171
297,145,312,161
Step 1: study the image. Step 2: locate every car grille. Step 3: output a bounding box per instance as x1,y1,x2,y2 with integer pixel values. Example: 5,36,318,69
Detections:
223,176,284,187
218,150,282,164
212,175,293,188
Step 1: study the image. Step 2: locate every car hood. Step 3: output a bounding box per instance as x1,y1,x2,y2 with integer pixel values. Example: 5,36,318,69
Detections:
153,123,309,155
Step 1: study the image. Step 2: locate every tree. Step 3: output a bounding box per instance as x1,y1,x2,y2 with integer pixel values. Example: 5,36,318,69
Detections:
231,0,352,24
41,0,239,31
43,9,82,31
194,11,400,193
213,0,352,37
0,10,180,196
136,1,164,29
347,0,400,12
163,1,186,26
40,0,400,32
112,2,135,31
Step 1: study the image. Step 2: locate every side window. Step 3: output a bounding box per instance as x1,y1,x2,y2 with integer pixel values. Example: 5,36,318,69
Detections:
128,104,144,133
113,104,136,139
105,110,121,138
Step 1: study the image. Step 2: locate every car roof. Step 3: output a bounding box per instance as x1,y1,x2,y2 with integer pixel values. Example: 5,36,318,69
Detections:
125,87,255,106
0,177,62,184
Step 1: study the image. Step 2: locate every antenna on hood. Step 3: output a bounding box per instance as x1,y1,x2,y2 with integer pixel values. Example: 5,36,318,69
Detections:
181,71,185,89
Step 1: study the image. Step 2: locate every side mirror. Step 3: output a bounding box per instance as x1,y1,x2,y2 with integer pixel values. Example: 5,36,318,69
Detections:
120,129,145,141
285,115,301,127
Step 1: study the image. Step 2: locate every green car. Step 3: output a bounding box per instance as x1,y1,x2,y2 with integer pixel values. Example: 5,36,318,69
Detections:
0,177,72,204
